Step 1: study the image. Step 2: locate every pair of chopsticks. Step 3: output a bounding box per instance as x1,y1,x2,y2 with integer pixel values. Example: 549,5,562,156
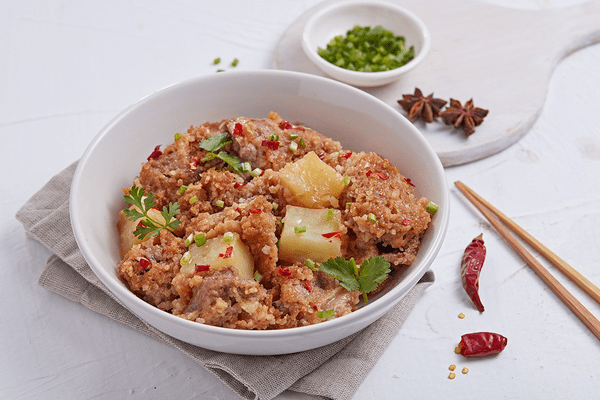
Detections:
455,181,600,340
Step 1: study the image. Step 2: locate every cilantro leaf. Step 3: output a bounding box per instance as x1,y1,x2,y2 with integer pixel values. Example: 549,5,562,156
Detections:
319,257,360,292
123,186,181,240
357,256,391,294
199,132,232,152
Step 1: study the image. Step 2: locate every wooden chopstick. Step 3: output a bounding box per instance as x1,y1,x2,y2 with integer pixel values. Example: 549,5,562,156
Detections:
454,181,600,340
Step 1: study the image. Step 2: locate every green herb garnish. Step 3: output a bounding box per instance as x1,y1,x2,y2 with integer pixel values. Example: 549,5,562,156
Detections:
319,256,391,303
124,186,181,240
213,57,221,65
317,309,335,319
199,132,232,152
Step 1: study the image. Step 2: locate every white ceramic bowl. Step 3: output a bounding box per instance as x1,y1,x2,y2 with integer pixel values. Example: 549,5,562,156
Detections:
302,1,430,87
70,70,448,355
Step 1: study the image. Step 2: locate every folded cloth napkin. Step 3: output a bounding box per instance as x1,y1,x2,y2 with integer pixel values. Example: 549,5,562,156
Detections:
16,161,435,400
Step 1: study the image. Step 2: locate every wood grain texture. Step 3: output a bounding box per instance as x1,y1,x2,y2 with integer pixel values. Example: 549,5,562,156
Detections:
274,0,600,166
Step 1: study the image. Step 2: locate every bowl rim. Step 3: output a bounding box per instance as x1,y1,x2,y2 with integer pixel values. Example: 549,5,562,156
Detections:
70,69,449,340
301,0,431,81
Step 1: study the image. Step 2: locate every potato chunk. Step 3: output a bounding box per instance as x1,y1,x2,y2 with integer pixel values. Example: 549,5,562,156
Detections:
181,233,254,279
117,207,165,256
279,151,345,208
279,205,342,263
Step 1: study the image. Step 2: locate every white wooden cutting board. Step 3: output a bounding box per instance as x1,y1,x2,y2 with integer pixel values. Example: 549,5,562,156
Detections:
274,0,600,166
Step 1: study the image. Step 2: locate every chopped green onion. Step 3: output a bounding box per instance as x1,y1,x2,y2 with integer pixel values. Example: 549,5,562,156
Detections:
304,258,316,270
174,132,182,140
217,69,225,73
180,251,192,266
289,142,298,153
426,201,439,215
346,202,352,207
213,57,221,65
343,175,351,186
253,270,262,282
194,233,207,247
231,58,239,67
289,133,299,139
178,185,188,195
326,209,334,220
216,200,225,207
367,213,377,223
269,133,279,141
317,309,335,319
239,162,252,173
250,168,263,177
294,225,306,234
272,202,279,210
298,138,306,149
223,232,234,242
184,233,194,247
189,195,198,204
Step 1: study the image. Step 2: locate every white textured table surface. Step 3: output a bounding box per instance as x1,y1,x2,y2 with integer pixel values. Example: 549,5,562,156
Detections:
2,1,599,399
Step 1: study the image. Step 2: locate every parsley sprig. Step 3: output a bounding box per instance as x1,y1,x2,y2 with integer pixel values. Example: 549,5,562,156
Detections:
319,256,391,303
124,186,181,240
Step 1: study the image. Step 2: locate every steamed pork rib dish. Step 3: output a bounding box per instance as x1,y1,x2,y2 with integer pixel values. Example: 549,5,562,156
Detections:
117,112,436,330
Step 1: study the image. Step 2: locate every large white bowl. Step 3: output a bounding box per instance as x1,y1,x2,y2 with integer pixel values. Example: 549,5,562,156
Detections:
302,1,430,87
70,70,449,355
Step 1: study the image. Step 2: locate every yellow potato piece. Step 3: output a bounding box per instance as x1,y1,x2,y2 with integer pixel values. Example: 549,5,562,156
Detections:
279,151,345,208
279,205,342,263
182,233,254,279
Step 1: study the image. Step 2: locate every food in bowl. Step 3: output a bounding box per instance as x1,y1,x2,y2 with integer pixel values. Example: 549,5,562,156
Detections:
117,112,436,330
317,25,415,72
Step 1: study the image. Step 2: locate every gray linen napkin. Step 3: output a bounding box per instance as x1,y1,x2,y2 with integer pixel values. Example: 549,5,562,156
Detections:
16,161,435,400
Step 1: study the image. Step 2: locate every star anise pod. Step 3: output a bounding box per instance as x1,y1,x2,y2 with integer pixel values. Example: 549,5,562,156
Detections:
397,88,447,123
440,98,489,136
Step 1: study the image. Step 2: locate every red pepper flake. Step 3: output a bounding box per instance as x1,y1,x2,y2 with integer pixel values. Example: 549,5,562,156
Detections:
294,126,305,132
457,332,508,357
278,265,291,277
233,123,244,136
366,170,373,177
402,218,412,225
235,207,243,214
138,258,150,270
279,120,293,130
317,152,325,160
313,305,318,311
304,281,313,292
377,172,389,180
218,246,234,259
321,231,342,239
147,145,162,161
137,221,147,228
405,178,415,187
248,208,262,214
233,182,246,189
190,156,200,170
161,249,167,254
342,151,353,159
262,140,280,150
195,264,210,273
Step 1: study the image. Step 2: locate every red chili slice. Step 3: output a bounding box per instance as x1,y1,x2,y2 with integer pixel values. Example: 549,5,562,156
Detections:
304,281,313,292
218,246,234,259
278,265,291,277
195,264,210,273
248,208,262,214
233,123,244,136
405,178,415,187
189,156,200,170
262,140,280,150
366,170,373,177
317,152,325,160
377,173,389,180
294,126,305,132
137,221,147,228
233,182,246,189
321,231,342,239
402,218,411,225
139,258,150,270
342,151,353,159
147,145,162,161
279,120,293,130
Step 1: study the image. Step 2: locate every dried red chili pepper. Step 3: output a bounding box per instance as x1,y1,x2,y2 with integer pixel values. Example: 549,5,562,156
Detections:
147,145,162,161
461,233,486,312
456,332,507,357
